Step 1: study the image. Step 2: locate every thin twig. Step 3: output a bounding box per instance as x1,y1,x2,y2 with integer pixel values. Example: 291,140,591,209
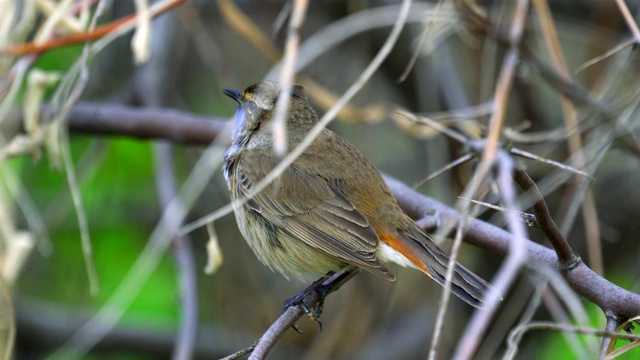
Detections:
512,169,577,267
397,0,445,82
614,0,640,45
509,147,592,179
506,321,640,356
413,152,475,189
575,38,635,74
57,0,111,297
601,316,624,359
271,0,309,156
458,197,536,227
220,344,256,360
394,109,469,143
2,0,188,55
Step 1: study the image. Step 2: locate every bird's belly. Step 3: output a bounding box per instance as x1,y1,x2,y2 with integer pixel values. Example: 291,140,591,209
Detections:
233,205,346,281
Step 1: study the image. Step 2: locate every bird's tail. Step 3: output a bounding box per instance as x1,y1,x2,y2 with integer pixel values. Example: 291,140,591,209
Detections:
379,223,493,308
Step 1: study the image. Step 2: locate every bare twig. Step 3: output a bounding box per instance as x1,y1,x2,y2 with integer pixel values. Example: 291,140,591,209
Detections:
459,197,536,227
220,345,256,360
271,0,308,156
601,316,624,359
575,38,635,74
614,0,640,45
394,109,469,143
512,169,578,267
216,0,281,62
506,321,640,357
2,0,188,55
413,152,475,189
397,0,445,82
57,0,111,297
509,147,592,179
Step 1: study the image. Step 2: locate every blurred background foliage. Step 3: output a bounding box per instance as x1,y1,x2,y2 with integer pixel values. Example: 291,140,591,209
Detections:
2,0,640,359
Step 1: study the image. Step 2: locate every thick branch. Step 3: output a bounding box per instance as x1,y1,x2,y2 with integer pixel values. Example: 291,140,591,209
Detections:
45,103,228,145
383,175,640,320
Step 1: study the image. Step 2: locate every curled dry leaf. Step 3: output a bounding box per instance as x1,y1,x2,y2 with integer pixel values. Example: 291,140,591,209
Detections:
204,223,224,275
24,70,61,135
605,316,640,359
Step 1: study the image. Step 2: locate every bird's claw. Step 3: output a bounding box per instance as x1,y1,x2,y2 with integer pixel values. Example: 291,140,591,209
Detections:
283,276,332,332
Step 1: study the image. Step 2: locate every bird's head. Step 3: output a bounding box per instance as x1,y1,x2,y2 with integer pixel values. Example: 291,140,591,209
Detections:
224,81,308,145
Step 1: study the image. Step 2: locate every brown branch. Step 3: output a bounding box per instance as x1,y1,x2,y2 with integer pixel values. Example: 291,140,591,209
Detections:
36,103,228,145
2,0,188,56
512,169,578,268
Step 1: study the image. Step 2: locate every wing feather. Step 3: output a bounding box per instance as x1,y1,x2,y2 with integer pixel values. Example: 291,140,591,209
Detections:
235,151,394,280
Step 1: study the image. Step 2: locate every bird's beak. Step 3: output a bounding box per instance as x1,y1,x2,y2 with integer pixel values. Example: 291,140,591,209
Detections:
223,88,243,104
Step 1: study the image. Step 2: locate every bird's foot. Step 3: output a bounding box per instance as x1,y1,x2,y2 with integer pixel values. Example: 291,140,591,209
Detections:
283,275,334,332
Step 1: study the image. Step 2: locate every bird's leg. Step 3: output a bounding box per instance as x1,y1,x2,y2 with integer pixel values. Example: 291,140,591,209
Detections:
283,267,359,332
284,273,332,332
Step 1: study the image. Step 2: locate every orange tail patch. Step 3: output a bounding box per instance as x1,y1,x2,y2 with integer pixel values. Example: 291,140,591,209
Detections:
378,232,431,275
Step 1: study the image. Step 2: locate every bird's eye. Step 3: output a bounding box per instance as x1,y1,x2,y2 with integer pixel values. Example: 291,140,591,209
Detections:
245,101,259,115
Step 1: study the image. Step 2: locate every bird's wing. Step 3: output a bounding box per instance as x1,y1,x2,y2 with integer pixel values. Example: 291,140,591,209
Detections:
234,150,394,280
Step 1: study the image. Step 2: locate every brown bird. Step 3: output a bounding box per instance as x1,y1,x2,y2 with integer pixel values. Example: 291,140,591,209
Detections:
223,81,491,309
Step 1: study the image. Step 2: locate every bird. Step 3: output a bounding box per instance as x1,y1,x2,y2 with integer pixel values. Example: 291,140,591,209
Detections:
222,81,491,311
